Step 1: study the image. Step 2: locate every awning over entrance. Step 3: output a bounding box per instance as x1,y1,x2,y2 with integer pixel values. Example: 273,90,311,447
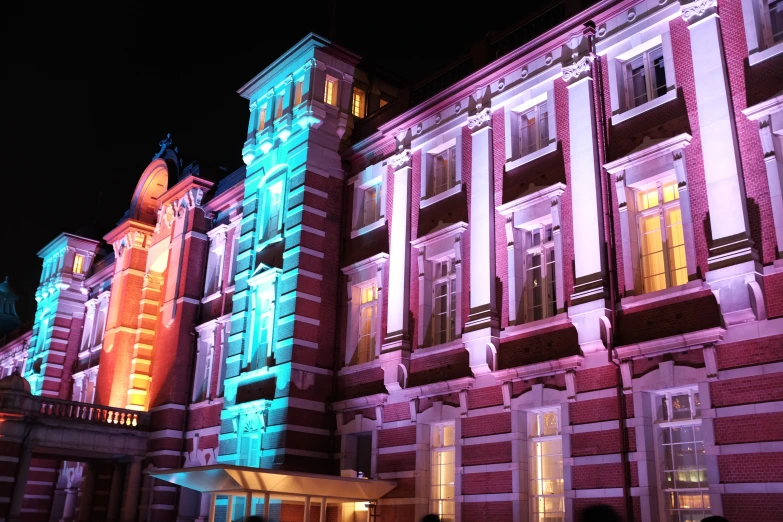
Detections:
150,464,396,501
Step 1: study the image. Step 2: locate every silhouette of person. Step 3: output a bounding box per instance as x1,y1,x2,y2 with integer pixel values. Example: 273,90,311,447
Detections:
421,515,441,522
579,503,621,522
701,517,729,522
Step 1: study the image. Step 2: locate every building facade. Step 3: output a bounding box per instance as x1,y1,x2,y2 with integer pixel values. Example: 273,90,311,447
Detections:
2,0,783,521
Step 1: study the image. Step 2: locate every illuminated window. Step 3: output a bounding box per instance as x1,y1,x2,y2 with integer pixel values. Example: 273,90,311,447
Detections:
193,331,215,403
263,182,283,241
324,75,338,106
249,290,274,372
379,98,389,108
238,432,261,467
275,95,284,119
429,145,457,197
529,410,563,522
361,183,381,227
357,283,377,364
258,105,267,131
654,389,710,521
352,88,366,118
524,224,556,323
623,46,667,110
636,180,687,294
72,254,84,275
204,231,226,296
431,423,455,522
294,80,304,105
518,100,550,157
432,258,457,346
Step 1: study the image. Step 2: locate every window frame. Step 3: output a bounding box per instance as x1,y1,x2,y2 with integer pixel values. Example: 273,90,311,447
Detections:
258,177,285,247
430,422,456,522
352,87,366,118
193,322,218,403
245,268,280,374
621,44,667,111
501,82,558,171
517,100,551,158
431,257,458,346
527,408,564,522
428,144,457,198
72,254,85,275
324,74,339,106
417,129,463,208
523,222,558,323
349,162,386,238
341,254,388,367
204,226,228,299
356,281,378,365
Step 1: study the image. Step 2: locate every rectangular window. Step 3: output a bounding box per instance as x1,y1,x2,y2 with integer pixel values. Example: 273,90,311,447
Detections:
518,101,550,157
529,410,564,522
637,181,687,294
204,239,225,296
432,258,457,346
238,433,261,467
431,424,455,522
525,224,556,322
258,105,267,131
352,88,366,118
294,80,304,105
324,75,338,106
430,146,457,197
73,254,84,275
275,95,284,119
361,183,382,227
263,183,283,241
357,283,377,364
654,389,710,521
624,46,667,110
767,0,783,45
250,292,274,372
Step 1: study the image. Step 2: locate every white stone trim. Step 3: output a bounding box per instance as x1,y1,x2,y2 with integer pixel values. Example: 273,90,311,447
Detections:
611,89,678,126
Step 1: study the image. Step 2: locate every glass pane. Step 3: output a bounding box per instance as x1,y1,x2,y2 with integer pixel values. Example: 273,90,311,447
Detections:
663,181,680,203
443,424,455,447
627,55,648,108
641,215,666,293
666,207,688,287
637,186,659,211
650,46,667,99
671,394,692,420
432,426,442,448
772,0,783,44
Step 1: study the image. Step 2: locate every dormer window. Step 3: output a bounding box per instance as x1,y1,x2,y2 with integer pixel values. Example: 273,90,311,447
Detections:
324,75,338,106
623,46,666,110
72,254,84,275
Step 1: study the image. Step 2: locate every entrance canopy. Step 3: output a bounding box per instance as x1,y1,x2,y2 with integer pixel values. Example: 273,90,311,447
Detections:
150,464,397,501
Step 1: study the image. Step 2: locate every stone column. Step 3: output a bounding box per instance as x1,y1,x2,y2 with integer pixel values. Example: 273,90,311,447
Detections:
464,105,500,379
303,496,311,522
76,464,96,522
121,457,142,522
106,463,124,522
319,497,327,522
380,147,413,392
510,410,529,522
7,445,32,522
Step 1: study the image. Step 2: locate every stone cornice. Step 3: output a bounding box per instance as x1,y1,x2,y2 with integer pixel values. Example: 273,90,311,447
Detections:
410,221,469,249
341,253,390,276
742,92,783,121
497,182,567,216
604,133,692,174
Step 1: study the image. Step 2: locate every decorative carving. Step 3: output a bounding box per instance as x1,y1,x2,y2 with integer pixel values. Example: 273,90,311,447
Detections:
389,149,412,170
152,133,176,161
563,55,594,82
681,0,717,21
759,117,776,158
565,370,577,402
467,108,492,130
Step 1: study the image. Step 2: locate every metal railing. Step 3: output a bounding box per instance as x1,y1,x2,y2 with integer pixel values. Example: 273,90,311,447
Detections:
37,397,150,430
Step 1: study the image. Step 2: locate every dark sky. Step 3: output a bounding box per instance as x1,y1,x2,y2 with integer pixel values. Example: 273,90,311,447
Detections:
0,1,540,322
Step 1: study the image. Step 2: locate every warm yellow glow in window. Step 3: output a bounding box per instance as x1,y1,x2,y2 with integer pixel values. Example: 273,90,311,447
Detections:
258,106,266,131
352,88,366,118
73,254,84,275
294,81,303,105
357,283,377,364
275,95,284,118
324,76,338,106
430,424,455,522
379,98,389,108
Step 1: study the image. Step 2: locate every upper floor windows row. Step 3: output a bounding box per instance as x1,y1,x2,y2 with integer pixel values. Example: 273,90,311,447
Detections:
742,0,783,65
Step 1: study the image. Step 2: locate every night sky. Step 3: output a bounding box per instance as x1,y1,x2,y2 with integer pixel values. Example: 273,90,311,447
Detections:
1,1,539,323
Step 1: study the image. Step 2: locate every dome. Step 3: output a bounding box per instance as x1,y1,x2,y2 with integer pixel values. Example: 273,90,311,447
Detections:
0,370,31,394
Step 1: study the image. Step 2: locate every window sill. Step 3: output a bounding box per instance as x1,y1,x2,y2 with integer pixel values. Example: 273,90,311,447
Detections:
350,218,386,239
500,313,570,339
411,337,464,358
201,291,222,304
749,40,783,66
255,234,283,252
505,141,558,172
420,183,462,209
619,279,703,311
338,358,382,376
611,89,678,126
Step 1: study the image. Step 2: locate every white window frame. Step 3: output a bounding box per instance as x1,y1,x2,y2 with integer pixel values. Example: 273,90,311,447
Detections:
430,257,458,346
203,225,228,300
606,134,698,301
418,128,463,208
411,223,467,348
500,78,558,172
527,408,564,522
79,291,110,357
324,74,339,106
194,321,218,403
498,184,565,327
514,95,554,161
238,431,261,468
342,254,388,367
356,281,378,365
522,222,558,323
246,268,280,374
258,176,286,248
349,162,387,238
621,44,667,111
71,366,98,404
430,422,456,522
741,0,783,65
651,387,711,522
227,218,241,288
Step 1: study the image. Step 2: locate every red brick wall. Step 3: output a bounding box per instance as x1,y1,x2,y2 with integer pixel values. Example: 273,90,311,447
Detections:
376,451,416,474
378,426,416,448
462,441,512,466
713,412,783,444
710,373,783,407
569,396,619,425
463,501,513,522
462,412,511,438
718,453,783,483
722,494,783,522
571,463,625,489
716,334,783,370
461,470,512,494
467,385,503,409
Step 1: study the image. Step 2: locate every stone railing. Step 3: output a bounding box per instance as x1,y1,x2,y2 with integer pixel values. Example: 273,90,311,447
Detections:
37,397,150,430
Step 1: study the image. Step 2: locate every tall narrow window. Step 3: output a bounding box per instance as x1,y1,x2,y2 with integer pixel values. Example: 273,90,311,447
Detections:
430,146,457,197
432,258,457,346
518,101,549,157
357,283,377,364
361,183,381,227
251,292,274,371
624,46,667,110
294,80,304,105
324,75,338,106
529,410,564,522
637,180,686,294
654,389,710,521
352,88,366,118
767,0,783,45
431,424,455,522
258,105,267,131
275,95,284,119
204,236,225,296
238,433,261,468
73,254,84,275
263,183,283,241
525,224,557,322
